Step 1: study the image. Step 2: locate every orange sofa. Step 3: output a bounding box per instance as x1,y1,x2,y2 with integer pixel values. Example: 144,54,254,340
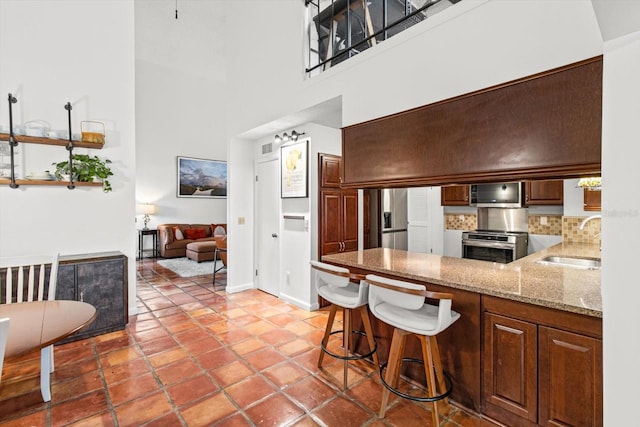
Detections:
157,223,226,258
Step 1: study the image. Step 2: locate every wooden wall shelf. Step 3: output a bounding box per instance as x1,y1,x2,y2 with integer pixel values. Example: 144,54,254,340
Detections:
0,179,102,187
0,133,103,149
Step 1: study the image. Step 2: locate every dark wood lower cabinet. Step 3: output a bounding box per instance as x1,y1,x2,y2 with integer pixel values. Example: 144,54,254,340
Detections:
483,313,538,425
57,252,128,342
483,296,603,427
539,326,603,427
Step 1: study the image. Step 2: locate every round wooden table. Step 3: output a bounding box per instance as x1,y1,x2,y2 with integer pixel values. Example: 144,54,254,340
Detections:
0,300,96,401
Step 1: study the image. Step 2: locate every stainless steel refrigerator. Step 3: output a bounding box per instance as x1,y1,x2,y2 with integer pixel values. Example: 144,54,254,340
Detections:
380,188,408,250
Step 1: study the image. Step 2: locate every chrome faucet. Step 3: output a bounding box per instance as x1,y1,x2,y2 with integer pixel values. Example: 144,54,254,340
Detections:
579,214,602,251
579,214,602,230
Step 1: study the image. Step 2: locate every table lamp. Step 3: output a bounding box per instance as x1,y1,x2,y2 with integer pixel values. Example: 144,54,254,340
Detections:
141,203,156,230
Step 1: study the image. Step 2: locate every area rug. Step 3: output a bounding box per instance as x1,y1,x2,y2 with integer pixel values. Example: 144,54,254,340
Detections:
157,257,222,277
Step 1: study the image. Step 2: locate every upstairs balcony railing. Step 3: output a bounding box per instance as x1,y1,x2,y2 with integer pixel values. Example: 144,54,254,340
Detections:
306,0,462,75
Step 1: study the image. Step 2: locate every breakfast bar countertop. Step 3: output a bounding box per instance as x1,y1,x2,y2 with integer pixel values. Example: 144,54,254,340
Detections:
322,242,602,318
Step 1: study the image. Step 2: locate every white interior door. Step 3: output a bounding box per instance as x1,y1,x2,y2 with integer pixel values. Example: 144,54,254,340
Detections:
256,159,280,296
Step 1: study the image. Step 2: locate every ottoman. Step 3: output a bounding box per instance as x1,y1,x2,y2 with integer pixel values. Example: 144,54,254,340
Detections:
186,241,217,262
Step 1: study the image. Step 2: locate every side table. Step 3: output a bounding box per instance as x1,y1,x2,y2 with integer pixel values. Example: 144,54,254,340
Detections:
138,229,158,259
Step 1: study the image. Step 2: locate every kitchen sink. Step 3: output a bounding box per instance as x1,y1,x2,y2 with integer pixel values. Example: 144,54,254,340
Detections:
536,256,601,270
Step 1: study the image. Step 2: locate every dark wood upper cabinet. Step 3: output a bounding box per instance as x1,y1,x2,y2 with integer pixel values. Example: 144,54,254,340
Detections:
441,185,470,206
342,57,602,188
318,153,362,257
584,189,601,211
525,180,564,205
321,154,342,187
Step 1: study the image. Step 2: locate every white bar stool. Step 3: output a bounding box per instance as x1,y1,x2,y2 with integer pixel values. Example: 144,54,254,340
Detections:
366,274,460,426
310,261,380,389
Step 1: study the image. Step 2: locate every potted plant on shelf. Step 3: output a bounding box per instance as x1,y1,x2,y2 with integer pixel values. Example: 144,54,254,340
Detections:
52,154,114,192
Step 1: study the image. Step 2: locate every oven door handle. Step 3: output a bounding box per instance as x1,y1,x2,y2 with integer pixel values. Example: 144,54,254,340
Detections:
462,240,514,250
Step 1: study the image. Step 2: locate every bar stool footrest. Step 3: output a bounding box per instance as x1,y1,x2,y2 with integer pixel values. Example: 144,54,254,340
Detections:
379,358,453,403
321,329,377,361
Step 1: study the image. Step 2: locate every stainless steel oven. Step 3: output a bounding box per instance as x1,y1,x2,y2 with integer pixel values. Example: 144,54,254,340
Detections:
462,230,528,263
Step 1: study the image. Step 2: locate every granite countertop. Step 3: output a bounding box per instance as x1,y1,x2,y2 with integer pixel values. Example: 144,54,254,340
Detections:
322,242,602,318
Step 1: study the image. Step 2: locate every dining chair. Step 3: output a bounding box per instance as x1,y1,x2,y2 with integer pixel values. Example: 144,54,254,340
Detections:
0,317,9,383
0,253,59,401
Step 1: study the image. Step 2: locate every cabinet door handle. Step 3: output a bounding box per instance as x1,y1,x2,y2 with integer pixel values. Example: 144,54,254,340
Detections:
80,291,84,302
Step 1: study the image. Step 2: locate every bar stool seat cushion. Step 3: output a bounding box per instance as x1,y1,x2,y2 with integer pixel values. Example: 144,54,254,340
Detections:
317,282,363,308
367,274,460,336
372,300,460,336
311,260,368,309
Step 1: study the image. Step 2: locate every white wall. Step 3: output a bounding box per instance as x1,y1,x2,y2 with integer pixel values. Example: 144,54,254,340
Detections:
0,0,137,314
226,0,602,136
249,123,341,309
135,0,227,227
225,0,603,286
601,30,640,424
227,137,254,293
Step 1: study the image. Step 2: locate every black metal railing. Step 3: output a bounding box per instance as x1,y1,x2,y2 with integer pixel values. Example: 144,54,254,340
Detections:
306,0,461,74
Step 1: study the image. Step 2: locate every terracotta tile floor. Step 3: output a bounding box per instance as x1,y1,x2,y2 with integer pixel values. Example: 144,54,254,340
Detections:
0,258,499,426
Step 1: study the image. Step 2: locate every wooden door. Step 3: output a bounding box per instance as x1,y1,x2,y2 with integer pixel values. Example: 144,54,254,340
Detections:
363,191,370,249
342,190,359,251
483,313,538,425
320,189,343,255
525,180,564,205
441,185,469,206
538,326,603,427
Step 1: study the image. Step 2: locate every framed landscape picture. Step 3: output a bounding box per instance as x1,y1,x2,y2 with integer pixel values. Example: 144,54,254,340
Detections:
177,156,227,198
281,139,308,198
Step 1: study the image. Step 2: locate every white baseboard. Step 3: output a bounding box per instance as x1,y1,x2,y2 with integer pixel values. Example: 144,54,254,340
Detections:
279,292,319,311
226,281,254,294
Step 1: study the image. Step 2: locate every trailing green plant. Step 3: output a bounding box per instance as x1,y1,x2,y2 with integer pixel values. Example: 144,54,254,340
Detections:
52,154,114,192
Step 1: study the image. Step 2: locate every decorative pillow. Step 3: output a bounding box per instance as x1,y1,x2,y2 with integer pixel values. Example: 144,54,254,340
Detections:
212,224,226,236
184,227,207,240
174,227,184,241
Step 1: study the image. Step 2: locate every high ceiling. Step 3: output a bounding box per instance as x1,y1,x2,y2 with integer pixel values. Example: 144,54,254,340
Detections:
591,0,640,41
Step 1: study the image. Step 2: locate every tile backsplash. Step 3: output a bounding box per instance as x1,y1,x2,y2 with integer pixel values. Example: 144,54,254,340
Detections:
528,215,562,235
445,213,477,230
444,212,600,246
563,216,601,245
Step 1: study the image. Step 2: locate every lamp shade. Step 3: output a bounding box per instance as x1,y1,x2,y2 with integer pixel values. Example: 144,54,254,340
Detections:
140,203,156,215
